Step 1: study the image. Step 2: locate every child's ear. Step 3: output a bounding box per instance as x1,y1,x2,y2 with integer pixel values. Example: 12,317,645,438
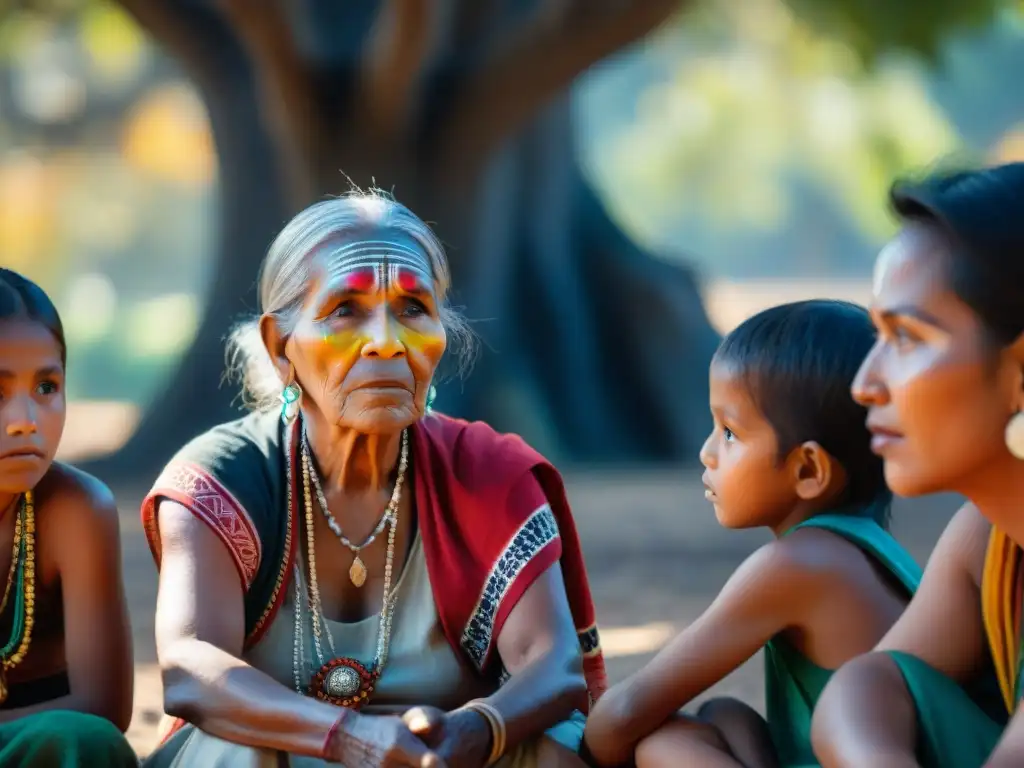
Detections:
790,441,838,501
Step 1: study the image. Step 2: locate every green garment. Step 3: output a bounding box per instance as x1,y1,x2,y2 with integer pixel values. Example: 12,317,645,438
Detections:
0,710,137,767
887,651,1005,768
765,513,922,768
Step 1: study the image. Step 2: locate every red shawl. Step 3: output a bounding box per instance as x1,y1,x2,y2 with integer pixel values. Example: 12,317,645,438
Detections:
142,410,606,735
413,414,607,703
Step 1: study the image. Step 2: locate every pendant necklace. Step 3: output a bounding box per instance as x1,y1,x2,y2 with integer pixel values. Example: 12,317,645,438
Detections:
305,433,401,588
290,428,407,710
0,492,36,705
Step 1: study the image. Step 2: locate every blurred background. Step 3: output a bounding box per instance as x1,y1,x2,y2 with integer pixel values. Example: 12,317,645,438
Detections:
1,0,1021,752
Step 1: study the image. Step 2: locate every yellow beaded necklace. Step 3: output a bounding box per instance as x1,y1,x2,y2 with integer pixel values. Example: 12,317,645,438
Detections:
0,492,36,705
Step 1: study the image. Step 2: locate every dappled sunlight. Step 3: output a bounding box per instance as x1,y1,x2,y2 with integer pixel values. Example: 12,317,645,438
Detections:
57,401,140,462
600,622,677,659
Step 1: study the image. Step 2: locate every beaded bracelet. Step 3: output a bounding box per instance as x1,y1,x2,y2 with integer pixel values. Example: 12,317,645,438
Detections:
321,710,352,759
461,700,507,766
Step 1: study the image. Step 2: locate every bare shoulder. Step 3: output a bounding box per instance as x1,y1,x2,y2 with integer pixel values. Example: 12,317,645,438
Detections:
940,501,992,588
765,527,870,580
33,462,120,537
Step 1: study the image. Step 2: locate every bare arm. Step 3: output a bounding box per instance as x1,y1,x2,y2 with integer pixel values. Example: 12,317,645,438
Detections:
811,504,991,768
430,562,588,763
488,562,589,744
584,540,815,767
0,474,133,729
155,500,441,766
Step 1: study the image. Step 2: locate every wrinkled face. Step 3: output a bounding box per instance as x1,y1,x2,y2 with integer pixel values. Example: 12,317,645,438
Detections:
699,363,797,529
277,229,447,434
852,223,1021,497
0,320,65,495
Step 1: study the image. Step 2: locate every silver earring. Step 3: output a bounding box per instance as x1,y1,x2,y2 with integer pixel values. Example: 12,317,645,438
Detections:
1005,411,1024,460
280,383,301,425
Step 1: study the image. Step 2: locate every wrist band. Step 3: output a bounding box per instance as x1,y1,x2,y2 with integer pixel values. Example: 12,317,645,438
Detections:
462,700,506,766
321,710,351,759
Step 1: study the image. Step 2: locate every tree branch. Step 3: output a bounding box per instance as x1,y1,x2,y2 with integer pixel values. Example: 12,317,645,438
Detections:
437,0,683,182
358,0,455,141
216,0,321,205
115,0,240,94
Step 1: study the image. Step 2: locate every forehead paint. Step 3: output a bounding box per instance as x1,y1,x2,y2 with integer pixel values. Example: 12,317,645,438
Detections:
342,267,376,293
324,239,433,289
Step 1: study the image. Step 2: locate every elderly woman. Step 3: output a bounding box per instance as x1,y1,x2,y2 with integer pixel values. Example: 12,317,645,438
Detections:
140,192,604,767
809,163,1024,767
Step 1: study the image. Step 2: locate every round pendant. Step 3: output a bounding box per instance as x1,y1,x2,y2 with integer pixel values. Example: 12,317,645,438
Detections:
309,657,376,709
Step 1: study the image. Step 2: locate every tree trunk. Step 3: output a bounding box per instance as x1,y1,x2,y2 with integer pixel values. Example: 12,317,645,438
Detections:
86,0,718,480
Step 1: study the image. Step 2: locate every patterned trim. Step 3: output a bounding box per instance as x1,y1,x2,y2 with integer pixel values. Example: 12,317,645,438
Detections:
151,462,261,588
577,624,601,658
460,503,560,669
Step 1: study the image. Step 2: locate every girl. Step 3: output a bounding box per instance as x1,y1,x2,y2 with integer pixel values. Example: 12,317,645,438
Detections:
0,268,136,765
584,300,920,768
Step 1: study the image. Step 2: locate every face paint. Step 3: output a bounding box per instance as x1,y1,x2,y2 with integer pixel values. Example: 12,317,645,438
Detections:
316,238,442,356
288,233,449,432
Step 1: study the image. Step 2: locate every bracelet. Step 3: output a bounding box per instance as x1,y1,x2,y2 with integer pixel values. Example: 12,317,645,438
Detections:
321,710,351,759
461,700,507,766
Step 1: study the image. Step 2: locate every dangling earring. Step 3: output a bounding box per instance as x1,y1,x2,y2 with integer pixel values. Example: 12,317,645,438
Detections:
425,385,437,414
1005,411,1024,460
280,382,302,425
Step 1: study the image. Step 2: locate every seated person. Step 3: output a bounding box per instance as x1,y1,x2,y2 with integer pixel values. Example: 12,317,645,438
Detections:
0,269,136,765
584,300,920,768
140,192,602,767
810,163,1024,768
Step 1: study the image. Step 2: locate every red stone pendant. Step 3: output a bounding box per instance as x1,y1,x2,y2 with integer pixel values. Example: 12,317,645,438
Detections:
309,658,378,709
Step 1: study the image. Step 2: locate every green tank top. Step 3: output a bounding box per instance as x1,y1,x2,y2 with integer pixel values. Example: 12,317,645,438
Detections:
765,514,922,767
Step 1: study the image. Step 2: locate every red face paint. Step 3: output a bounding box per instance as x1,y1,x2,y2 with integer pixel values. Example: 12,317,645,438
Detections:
342,267,376,293
395,267,425,294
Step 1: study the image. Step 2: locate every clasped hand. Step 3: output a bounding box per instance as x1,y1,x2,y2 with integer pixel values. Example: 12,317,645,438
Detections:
326,706,492,767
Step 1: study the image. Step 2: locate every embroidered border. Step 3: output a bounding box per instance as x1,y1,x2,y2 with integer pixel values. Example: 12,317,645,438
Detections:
460,503,560,669
152,462,262,587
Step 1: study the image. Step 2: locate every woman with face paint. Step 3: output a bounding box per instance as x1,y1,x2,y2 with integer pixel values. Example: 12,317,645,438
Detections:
0,270,137,766
810,163,1024,768
140,191,601,768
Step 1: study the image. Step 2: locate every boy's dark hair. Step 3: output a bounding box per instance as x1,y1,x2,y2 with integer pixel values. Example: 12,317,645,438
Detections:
0,269,66,366
890,162,1024,347
714,299,891,526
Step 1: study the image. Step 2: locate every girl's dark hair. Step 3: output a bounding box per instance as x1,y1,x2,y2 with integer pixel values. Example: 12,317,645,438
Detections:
0,269,66,365
890,162,1024,346
714,300,891,526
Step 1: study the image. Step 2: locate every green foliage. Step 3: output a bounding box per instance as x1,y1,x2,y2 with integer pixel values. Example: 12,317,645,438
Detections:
780,0,1012,64
584,0,1021,277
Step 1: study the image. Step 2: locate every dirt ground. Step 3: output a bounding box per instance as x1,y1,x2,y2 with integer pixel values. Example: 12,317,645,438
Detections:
118,469,961,756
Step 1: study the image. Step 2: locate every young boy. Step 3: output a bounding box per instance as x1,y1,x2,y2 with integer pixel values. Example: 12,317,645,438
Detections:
584,300,920,768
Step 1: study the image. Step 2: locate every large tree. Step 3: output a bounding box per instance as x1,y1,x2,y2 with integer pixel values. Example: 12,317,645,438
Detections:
90,0,1007,477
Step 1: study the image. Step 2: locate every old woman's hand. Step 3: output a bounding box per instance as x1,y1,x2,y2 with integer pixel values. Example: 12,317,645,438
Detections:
328,712,448,768
403,706,492,768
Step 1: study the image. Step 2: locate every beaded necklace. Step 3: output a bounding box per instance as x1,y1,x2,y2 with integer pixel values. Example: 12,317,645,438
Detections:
0,492,36,705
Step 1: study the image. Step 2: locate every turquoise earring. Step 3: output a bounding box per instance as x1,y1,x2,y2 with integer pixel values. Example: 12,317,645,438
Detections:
280,383,301,424
426,385,437,414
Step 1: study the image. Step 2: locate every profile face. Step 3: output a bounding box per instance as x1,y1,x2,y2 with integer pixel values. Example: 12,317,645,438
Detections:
284,228,447,434
852,223,1020,497
0,319,66,494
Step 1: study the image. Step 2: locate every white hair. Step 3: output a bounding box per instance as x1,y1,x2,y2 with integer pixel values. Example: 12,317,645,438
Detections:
225,189,475,411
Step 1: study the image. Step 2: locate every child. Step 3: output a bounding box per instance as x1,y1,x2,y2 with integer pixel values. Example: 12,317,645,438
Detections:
0,269,137,765
583,300,920,768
